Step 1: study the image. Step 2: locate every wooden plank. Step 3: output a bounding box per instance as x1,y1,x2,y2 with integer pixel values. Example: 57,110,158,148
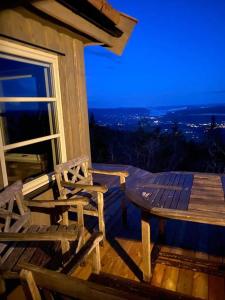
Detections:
208,275,225,300
89,272,201,300
170,174,185,209
20,263,147,300
192,272,208,299
150,174,170,208
0,225,40,273
0,231,78,242
176,268,193,296
28,225,59,269
161,266,179,292
14,226,54,272
31,0,115,46
159,173,178,209
167,174,181,209
176,174,193,210
188,203,225,213
156,251,225,277
146,207,225,226
151,263,166,287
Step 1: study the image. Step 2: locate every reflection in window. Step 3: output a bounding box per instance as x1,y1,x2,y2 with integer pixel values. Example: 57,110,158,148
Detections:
0,102,57,145
5,140,58,184
0,56,52,97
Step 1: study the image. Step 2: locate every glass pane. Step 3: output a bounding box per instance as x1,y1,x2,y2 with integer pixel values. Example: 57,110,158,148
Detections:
0,56,52,97
5,139,59,184
0,102,57,145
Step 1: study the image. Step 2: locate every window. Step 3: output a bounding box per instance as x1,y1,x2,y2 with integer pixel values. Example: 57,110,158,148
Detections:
0,40,66,194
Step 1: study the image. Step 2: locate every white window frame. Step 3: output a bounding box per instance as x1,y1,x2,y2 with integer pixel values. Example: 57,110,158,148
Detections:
0,39,67,194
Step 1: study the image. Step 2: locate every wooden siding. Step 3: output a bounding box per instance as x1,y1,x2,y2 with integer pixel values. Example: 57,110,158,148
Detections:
0,7,91,161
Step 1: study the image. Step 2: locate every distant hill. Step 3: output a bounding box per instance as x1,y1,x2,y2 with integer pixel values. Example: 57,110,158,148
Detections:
162,104,225,124
89,107,149,116
88,107,150,129
88,104,225,131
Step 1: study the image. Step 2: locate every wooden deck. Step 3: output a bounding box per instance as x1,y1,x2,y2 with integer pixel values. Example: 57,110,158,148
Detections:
74,164,225,300
7,164,225,299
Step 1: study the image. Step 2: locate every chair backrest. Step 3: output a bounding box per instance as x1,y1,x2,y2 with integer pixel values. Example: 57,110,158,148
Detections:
55,156,92,199
0,181,29,233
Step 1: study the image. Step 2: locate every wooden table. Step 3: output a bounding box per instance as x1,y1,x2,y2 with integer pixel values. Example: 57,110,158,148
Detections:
125,171,225,281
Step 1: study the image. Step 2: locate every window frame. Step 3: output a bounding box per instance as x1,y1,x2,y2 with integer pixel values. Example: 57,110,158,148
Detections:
0,39,67,194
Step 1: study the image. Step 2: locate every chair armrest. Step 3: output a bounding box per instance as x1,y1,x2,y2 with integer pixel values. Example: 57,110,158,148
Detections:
88,168,129,178
24,198,89,208
0,231,79,242
61,232,103,274
61,181,108,193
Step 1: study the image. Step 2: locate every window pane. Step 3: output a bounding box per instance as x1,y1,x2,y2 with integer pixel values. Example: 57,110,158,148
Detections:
5,139,59,184
0,56,52,97
0,102,57,144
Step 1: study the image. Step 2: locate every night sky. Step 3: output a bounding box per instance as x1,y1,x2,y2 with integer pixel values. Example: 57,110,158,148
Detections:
85,0,225,108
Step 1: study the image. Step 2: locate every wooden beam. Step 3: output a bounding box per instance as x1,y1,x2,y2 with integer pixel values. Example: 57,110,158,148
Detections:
0,231,78,241
89,272,203,300
149,207,225,227
19,263,132,300
61,181,108,193
30,1,137,55
31,0,114,46
24,198,89,208
89,168,129,177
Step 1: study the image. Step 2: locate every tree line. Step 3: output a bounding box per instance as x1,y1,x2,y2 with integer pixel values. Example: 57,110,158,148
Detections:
89,114,225,173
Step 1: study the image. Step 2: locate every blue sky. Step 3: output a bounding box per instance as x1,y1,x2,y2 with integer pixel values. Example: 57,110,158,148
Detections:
84,0,225,108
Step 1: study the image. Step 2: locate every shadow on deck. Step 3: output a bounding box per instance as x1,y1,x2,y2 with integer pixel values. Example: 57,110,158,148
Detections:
74,164,225,300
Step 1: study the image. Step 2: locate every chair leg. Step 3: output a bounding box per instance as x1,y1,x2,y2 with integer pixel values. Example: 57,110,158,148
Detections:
0,276,5,295
77,204,85,249
92,243,101,274
121,196,127,226
62,211,69,226
120,176,127,226
20,269,42,300
61,240,70,257
97,192,105,245
77,205,84,228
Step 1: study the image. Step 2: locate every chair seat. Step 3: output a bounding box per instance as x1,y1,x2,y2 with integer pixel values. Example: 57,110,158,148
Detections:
0,224,80,277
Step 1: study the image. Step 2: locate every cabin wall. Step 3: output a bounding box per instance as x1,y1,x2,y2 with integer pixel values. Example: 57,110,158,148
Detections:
0,7,91,162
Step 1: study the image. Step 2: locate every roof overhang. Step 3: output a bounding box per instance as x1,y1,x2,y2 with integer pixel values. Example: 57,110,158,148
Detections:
29,0,137,55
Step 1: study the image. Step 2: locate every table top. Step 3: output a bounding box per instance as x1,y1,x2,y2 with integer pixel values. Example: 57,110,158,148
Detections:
126,171,225,226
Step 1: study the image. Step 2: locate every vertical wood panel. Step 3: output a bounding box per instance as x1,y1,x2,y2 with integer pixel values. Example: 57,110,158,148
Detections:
73,40,91,160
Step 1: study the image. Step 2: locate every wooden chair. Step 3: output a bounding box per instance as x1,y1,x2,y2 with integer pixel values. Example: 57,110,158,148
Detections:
0,181,103,294
19,263,201,300
55,156,129,239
